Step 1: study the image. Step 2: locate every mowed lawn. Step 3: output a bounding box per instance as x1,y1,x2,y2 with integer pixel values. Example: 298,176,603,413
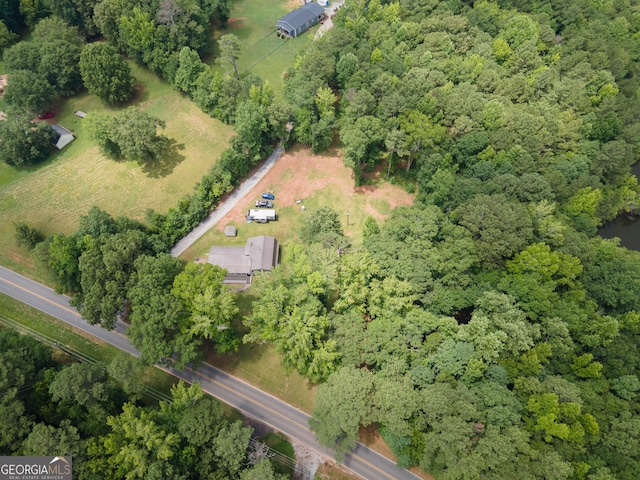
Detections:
210,0,316,95
181,147,415,412
0,63,234,274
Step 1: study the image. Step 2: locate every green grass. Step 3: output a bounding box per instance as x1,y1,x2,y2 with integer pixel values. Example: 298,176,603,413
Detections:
260,431,295,477
210,0,316,95
200,270,317,412
206,315,318,412
261,431,295,458
179,146,416,412
0,62,234,275
0,293,178,396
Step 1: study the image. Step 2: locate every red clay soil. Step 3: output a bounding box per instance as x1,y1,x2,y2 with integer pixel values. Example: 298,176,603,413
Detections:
214,145,414,231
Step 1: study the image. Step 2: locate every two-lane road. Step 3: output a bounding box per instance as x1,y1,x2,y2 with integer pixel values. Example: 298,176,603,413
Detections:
0,266,421,480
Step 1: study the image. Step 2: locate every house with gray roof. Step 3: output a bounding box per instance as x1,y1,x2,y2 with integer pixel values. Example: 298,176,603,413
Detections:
208,235,280,283
276,2,325,38
51,124,74,150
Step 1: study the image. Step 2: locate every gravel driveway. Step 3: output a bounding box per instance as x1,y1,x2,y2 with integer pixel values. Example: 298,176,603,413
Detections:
170,144,284,257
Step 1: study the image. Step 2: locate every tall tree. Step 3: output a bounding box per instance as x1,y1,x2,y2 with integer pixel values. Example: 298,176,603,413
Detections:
173,46,206,95
86,108,169,161
0,111,55,165
218,33,240,79
309,366,375,460
39,40,83,96
3,70,55,113
32,16,83,46
49,362,109,408
299,205,348,253
456,194,534,267
127,254,203,368
0,20,17,52
73,230,148,328
172,262,239,353
79,43,135,104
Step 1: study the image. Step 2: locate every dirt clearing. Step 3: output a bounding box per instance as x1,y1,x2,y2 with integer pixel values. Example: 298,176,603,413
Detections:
213,145,415,236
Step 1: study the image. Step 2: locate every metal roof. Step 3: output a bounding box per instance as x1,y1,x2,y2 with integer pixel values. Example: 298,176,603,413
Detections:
208,236,279,276
277,2,324,31
51,124,74,150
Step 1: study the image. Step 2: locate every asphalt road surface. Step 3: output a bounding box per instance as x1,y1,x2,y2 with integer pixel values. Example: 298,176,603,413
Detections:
0,265,421,480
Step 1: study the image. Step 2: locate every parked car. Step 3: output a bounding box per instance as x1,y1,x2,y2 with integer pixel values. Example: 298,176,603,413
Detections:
255,200,273,208
38,111,54,120
261,192,275,200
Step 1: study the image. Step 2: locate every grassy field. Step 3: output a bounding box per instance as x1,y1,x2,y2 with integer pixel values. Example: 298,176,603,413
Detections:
210,0,315,95
0,63,234,275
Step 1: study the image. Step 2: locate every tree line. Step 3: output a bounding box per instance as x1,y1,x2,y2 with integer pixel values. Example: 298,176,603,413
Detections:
237,0,640,478
0,327,287,479
6,0,640,478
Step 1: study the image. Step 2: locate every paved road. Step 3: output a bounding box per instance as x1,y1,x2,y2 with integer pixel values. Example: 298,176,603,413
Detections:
170,145,284,257
0,266,421,480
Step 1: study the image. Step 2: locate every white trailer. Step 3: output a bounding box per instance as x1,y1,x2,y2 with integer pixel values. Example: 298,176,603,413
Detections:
247,209,277,223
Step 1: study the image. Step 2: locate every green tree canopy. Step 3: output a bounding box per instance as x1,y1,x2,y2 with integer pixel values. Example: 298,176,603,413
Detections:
3,70,55,113
0,111,55,165
172,262,239,353
79,42,135,104
309,366,375,460
86,108,169,161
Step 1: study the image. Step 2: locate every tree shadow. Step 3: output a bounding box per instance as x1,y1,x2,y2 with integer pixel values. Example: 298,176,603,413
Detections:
141,139,186,178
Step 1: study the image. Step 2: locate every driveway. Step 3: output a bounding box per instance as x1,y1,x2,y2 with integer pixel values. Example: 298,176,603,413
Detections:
170,145,284,257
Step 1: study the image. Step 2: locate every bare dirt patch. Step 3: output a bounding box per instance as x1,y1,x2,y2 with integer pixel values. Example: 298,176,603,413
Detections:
227,17,247,29
286,0,304,9
213,145,414,232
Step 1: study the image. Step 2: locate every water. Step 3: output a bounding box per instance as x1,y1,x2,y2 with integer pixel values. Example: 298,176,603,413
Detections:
597,163,640,251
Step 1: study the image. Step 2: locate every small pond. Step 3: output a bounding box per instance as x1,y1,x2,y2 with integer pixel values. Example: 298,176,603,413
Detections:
597,163,640,251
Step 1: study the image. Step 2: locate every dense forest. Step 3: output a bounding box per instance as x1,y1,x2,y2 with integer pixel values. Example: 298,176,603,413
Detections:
266,0,640,478
0,328,286,479
3,0,640,479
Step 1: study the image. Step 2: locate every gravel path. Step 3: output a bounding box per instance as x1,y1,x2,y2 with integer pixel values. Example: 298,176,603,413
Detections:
315,0,345,39
170,145,284,257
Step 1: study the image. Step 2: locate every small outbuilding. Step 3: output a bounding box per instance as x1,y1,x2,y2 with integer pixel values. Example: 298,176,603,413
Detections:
224,225,237,237
51,124,75,150
276,2,325,38
208,235,280,283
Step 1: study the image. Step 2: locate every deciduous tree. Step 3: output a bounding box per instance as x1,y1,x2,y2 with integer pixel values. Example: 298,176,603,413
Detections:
218,33,240,79
309,366,375,460
0,111,55,165
3,70,55,113
172,262,239,353
79,43,135,104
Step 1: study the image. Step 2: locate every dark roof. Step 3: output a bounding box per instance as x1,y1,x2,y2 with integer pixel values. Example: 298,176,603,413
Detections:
208,236,279,276
277,2,324,30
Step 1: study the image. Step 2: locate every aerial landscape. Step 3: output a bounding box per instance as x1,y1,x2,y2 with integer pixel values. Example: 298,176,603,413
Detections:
1,0,640,479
